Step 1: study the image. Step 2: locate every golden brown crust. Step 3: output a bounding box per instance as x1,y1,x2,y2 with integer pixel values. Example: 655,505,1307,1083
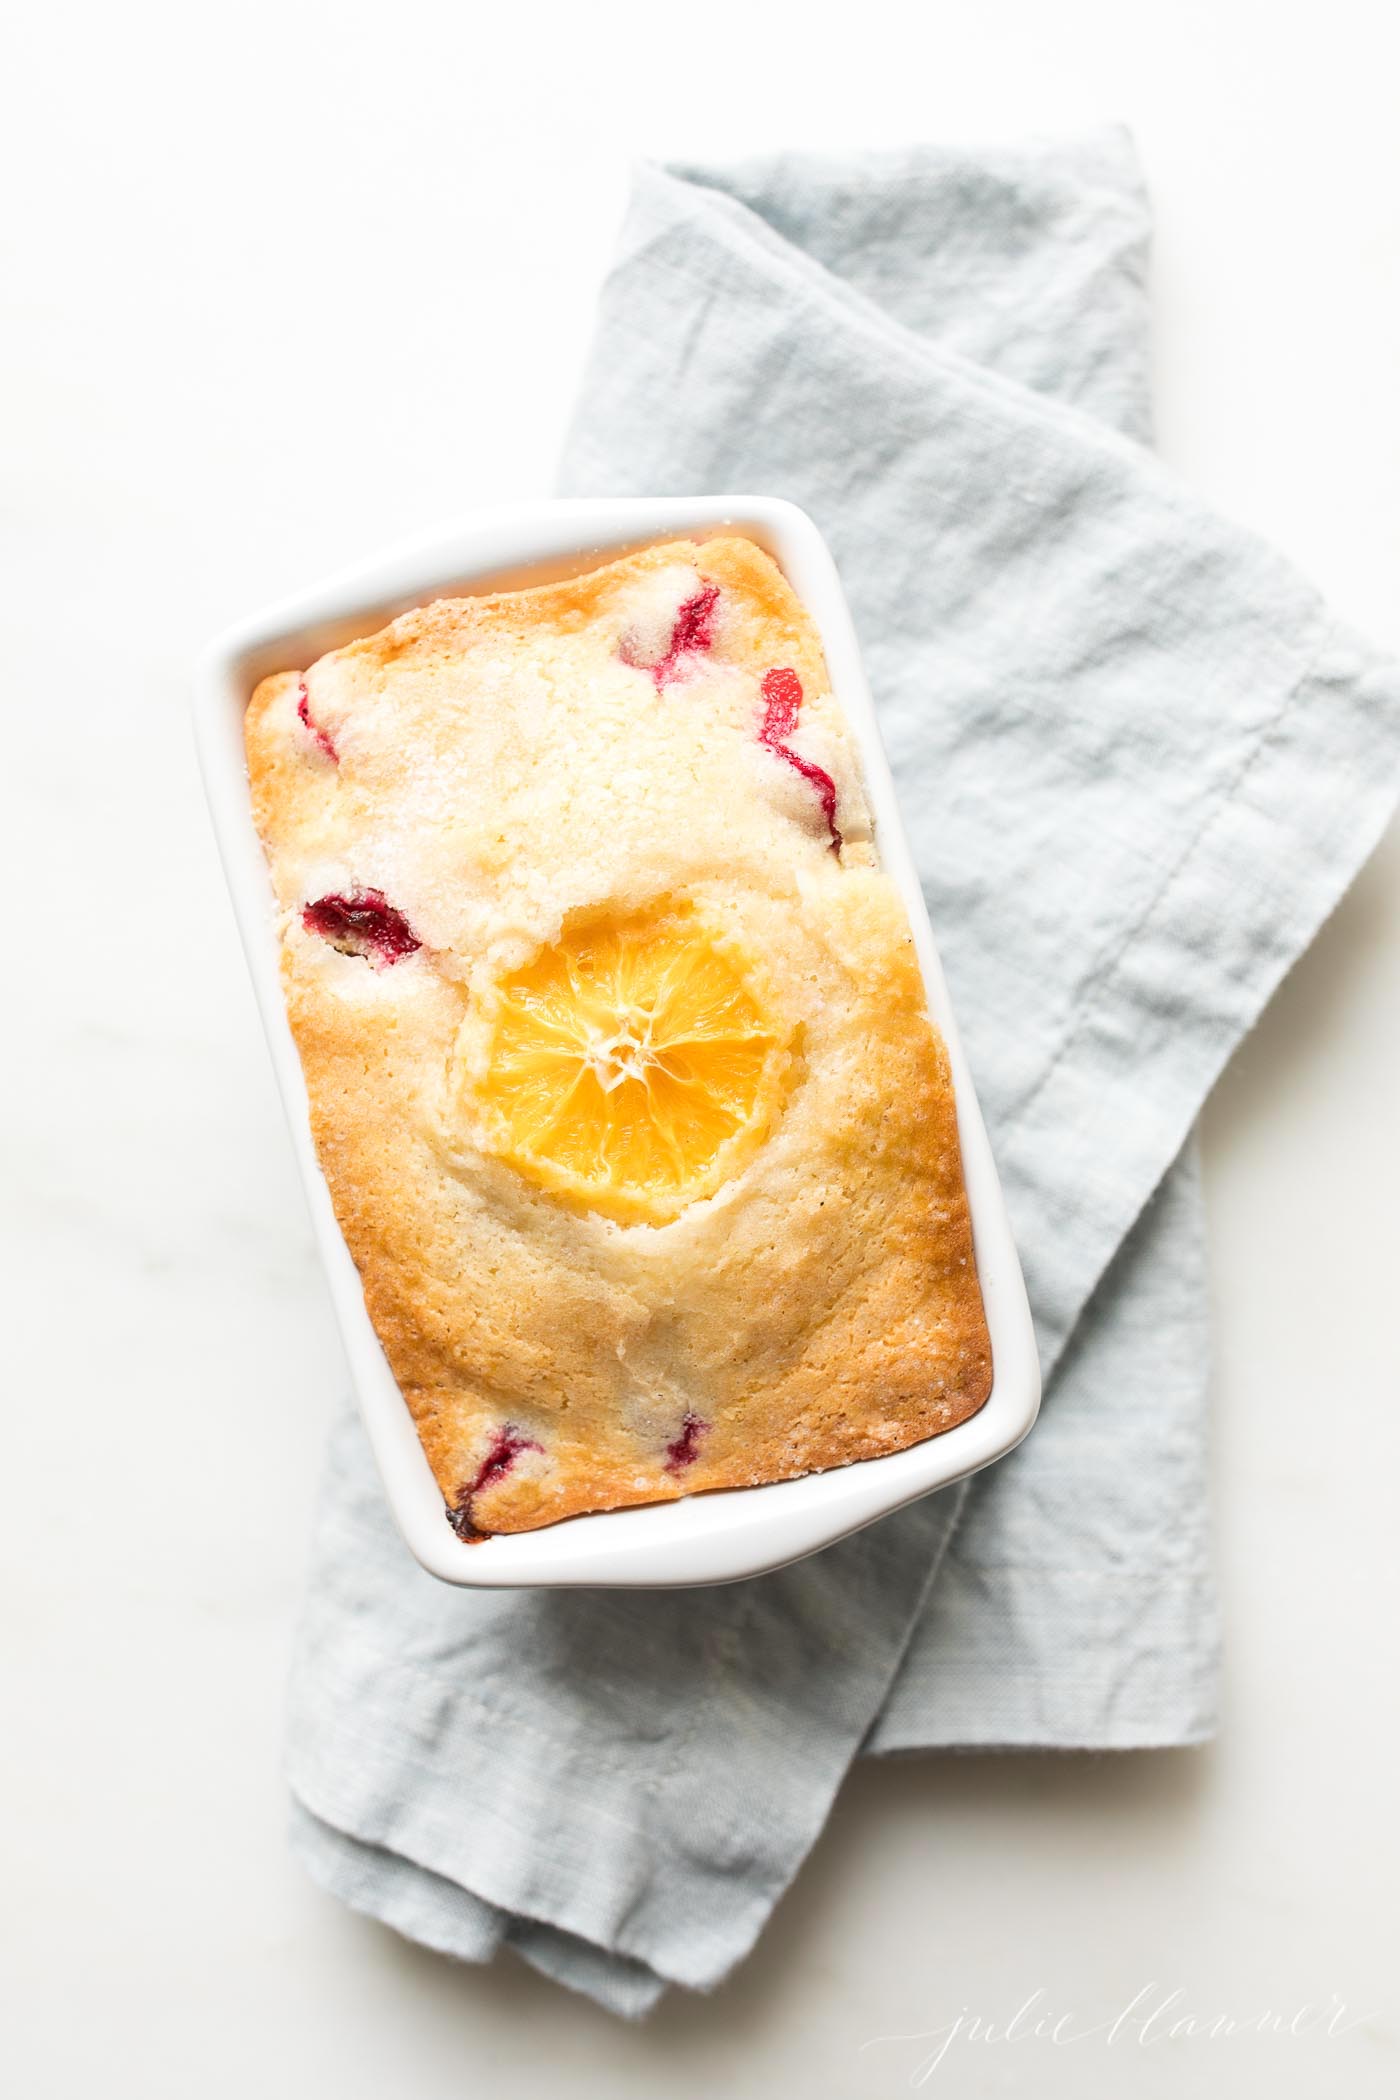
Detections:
246,537,991,1535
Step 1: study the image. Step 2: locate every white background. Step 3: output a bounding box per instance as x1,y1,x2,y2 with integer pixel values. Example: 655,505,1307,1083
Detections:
4,2,1398,2094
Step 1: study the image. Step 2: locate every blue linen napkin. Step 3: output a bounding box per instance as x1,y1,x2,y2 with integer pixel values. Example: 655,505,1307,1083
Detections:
283,132,1400,2014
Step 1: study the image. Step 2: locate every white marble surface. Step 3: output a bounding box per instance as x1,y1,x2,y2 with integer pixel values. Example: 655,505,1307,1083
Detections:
4,3,1398,2093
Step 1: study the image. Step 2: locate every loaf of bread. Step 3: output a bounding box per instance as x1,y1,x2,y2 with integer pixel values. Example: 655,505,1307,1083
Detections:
245,535,991,1537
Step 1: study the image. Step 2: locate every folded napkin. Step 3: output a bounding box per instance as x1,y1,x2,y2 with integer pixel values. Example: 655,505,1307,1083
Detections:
285,132,1400,2015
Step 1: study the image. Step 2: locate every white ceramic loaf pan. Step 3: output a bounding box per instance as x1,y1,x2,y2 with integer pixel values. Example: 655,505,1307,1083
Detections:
196,496,1040,1587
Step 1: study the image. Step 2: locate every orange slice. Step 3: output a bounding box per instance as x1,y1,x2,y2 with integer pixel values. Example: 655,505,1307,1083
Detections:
470,906,786,1223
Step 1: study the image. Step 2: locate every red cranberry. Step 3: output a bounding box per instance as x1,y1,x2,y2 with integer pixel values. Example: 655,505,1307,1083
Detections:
664,1411,708,1474
295,680,338,764
758,668,843,854
663,584,719,665
447,1425,544,1541
621,583,721,688
301,888,420,967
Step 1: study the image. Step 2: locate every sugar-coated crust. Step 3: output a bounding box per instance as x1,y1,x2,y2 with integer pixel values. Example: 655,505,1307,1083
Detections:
246,536,991,1534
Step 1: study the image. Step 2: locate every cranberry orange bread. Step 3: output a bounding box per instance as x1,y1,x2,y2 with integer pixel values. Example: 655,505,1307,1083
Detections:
245,536,991,1538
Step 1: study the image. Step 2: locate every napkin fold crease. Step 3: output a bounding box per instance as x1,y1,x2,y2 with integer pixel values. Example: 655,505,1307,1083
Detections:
284,132,1400,2016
